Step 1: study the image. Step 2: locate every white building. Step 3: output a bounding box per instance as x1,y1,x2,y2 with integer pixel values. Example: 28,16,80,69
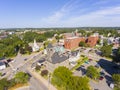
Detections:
32,39,40,52
0,62,6,70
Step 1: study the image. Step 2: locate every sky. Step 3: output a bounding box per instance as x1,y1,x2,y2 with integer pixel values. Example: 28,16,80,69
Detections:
0,0,120,28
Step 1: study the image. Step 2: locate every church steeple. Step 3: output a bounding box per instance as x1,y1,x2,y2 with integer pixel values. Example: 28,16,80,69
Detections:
32,39,40,52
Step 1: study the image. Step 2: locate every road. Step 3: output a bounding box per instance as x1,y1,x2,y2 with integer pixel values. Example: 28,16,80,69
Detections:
29,77,48,90
16,52,49,90
1,52,50,90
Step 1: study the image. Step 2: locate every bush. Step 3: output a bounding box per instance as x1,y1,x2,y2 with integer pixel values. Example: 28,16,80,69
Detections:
14,72,29,84
112,74,120,89
35,65,41,71
41,70,48,76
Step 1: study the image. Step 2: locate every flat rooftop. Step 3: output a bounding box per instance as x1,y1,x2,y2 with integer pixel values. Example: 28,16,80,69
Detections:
66,36,80,40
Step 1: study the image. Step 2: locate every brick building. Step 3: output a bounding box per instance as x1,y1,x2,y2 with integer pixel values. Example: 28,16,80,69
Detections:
64,37,85,50
86,36,99,47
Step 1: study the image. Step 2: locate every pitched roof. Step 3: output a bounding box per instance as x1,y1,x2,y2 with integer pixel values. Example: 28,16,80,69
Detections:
50,52,68,64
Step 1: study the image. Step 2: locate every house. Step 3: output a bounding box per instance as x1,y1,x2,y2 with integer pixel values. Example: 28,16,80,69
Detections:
0,62,6,70
45,43,69,72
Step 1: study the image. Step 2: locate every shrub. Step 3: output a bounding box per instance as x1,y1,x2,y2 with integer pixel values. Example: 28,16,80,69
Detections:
41,70,48,76
35,65,41,71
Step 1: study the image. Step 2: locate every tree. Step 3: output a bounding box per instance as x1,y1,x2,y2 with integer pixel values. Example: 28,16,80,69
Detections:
52,66,72,88
19,47,25,54
52,66,90,90
67,76,90,90
113,47,120,64
79,41,86,47
112,74,120,90
100,45,112,57
0,78,9,90
14,72,29,83
55,35,60,42
35,65,41,71
86,66,100,80
41,70,48,76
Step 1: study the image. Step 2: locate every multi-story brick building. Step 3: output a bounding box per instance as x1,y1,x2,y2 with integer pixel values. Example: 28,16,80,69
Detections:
86,36,99,47
64,37,85,50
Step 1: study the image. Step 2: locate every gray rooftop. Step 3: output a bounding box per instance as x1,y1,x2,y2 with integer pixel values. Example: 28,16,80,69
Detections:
49,52,68,64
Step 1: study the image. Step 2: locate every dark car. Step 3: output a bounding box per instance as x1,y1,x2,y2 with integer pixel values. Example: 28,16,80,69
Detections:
99,76,104,80
89,59,93,62
100,71,105,77
24,58,28,61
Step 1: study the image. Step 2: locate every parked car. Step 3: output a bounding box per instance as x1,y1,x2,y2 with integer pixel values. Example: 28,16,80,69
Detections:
89,59,93,62
24,58,28,61
37,59,45,66
95,64,100,68
70,62,77,67
100,71,105,77
99,76,104,80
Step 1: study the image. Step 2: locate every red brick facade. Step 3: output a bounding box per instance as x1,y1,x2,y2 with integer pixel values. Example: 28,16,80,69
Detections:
87,36,99,47
64,37,85,50
64,36,99,50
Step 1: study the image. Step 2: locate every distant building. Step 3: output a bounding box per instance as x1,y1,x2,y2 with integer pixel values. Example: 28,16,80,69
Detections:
0,62,6,70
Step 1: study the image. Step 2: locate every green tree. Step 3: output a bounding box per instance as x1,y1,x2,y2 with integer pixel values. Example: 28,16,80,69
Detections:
100,45,112,57
86,66,100,80
14,72,29,83
67,76,90,90
112,74,120,90
52,66,90,90
0,78,9,90
52,66,72,88
113,47,120,63
79,41,86,47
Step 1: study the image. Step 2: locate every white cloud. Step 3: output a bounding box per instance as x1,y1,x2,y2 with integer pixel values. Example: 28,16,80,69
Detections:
40,0,120,27
41,0,80,23
59,6,120,27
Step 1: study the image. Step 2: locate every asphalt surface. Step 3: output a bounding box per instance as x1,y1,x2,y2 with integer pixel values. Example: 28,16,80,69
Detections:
29,77,48,90
1,52,48,90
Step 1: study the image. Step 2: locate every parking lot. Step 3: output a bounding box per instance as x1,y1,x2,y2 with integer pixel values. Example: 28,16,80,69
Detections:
73,58,114,90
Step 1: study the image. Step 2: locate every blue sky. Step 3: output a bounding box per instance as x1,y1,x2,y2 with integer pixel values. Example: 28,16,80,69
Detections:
0,0,120,28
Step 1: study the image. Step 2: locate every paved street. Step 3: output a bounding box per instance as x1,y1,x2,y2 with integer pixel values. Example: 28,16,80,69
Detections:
29,77,48,90
0,51,52,90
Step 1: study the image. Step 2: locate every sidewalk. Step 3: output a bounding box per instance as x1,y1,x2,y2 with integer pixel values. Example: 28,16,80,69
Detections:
28,68,57,90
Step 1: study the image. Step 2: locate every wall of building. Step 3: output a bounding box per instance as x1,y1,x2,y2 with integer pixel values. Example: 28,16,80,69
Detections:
64,37,85,50
87,36,99,47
